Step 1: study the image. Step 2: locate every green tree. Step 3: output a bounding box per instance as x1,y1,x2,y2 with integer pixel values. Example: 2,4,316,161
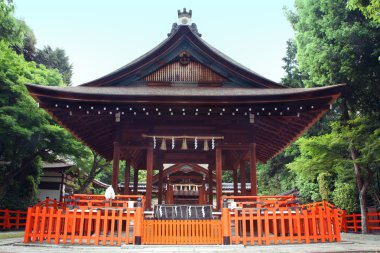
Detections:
12,19,37,62
0,40,75,209
0,0,23,45
288,116,380,232
348,0,380,22
281,39,306,88
34,46,73,85
287,0,380,233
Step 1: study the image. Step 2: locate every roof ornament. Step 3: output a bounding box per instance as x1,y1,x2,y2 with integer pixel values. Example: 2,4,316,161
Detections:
168,9,201,37
179,51,191,66
178,8,192,25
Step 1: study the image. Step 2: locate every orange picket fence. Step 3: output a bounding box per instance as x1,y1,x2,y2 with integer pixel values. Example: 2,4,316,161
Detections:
23,194,345,246
142,219,222,244
221,197,341,246
0,209,27,230
24,197,144,246
343,211,380,233
301,201,344,231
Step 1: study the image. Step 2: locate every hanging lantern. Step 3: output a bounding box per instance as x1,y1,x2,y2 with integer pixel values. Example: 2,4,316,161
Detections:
203,139,209,151
181,138,188,150
160,138,167,150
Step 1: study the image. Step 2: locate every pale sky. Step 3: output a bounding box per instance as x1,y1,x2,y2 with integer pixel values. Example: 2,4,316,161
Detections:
14,0,295,85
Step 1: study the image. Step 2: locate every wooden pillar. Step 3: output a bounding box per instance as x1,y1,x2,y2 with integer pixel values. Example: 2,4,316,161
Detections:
112,142,120,194
250,143,257,196
158,164,163,204
124,161,130,195
240,160,246,195
233,167,238,196
145,147,154,210
208,164,214,205
215,145,222,210
133,168,139,194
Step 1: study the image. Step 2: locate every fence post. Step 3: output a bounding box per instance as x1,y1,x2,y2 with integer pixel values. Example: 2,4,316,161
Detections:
342,210,347,233
5,209,10,229
23,207,32,243
333,208,341,242
222,199,231,245
134,197,143,245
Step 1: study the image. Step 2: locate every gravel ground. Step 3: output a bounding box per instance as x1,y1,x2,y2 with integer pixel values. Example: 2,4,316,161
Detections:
0,233,379,253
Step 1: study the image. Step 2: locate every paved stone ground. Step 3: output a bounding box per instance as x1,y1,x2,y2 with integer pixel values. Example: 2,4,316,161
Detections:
0,233,379,253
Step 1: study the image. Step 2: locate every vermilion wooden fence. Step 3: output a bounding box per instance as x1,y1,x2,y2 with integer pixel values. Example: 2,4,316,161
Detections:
343,211,380,233
23,195,345,246
142,219,222,244
24,203,142,245
0,209,27,230
301,201,344,230
221,197,341,246
37,197,66,209
64,194,145,209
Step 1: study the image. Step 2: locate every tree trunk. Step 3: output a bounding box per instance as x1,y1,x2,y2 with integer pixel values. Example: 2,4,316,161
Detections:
77,153,110,193
342,99,369,234
351,146,369,234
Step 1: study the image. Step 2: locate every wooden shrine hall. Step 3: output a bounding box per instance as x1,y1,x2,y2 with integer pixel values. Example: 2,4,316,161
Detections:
27,9,343,212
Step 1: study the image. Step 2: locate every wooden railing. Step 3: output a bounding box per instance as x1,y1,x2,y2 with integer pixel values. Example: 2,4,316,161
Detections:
222,195,298,210
36,197,66,209
142,219,222,244
24,197,145,245
221,197,341,246
0,209,27,230
23,195,344,246
301,201,344,230
64,194,145,210
343,211,380,233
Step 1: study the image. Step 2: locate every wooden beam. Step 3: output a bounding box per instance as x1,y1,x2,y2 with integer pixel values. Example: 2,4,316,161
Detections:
124,160,130,195
145,147,154,210
233,166,238,195
215,145,222,210
112,142,120,194
240,160,246,195
133,168,139,194
208,164,214,205
158,164,163,204
250,143,257,196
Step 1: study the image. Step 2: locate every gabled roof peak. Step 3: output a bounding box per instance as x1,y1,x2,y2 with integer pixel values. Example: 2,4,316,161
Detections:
168,22,202,37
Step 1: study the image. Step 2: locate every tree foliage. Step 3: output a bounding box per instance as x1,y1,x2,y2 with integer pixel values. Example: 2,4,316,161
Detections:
34,46,73,85
286,0,380,233
0,0,23,46
348,0,380,23
0,2,79,209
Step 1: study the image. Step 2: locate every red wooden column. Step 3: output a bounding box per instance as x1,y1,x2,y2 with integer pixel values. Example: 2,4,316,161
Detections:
124,161,130,195
133,168,139,194
240,160,246,195
158,164,163,204
112,142,120,194
145,146,154,210
215,145,222,210
233,167,238,196
208,164,214,205
250,143,257,196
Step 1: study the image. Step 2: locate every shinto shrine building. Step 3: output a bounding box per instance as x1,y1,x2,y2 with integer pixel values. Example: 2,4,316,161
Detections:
27,9,343,211
23,9,344,247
